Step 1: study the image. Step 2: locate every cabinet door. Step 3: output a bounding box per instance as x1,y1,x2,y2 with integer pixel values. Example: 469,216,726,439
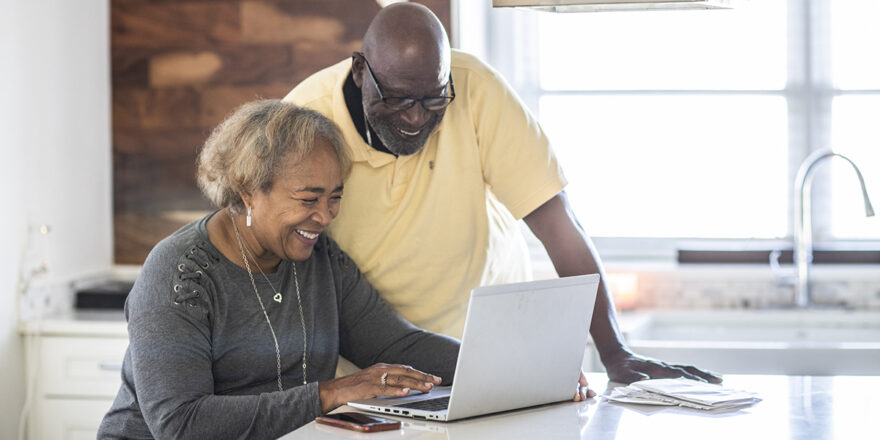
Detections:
33,398,114,440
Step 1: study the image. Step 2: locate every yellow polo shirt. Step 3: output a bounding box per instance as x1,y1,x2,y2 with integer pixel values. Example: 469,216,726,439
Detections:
284,50,566,338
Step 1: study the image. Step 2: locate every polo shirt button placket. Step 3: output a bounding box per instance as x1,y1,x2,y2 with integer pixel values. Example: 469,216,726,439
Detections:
390,157,411,205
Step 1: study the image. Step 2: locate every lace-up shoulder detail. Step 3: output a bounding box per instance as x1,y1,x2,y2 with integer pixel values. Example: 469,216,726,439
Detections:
322,235,354,271
169,242,220,322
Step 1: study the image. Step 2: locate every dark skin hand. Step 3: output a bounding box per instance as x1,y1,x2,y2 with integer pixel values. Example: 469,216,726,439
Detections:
602,348,721,384
318,363,442,413
524,191,723,388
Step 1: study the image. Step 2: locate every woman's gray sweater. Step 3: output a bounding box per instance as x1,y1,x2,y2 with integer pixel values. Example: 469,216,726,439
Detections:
97,213,459,439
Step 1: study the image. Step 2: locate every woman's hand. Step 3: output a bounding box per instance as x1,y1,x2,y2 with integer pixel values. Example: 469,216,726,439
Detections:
572,371,595,401
603,349,722,384
318,363,442,413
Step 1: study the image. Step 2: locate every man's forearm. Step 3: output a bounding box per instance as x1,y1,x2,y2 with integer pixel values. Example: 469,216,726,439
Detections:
523,192,629,363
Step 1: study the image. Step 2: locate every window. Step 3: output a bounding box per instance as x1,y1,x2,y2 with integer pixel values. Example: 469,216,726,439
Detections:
461,0,880,260
829,1,880,240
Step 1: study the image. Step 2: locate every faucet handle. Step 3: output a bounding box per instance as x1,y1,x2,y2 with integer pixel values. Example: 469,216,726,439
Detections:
769,249,795,287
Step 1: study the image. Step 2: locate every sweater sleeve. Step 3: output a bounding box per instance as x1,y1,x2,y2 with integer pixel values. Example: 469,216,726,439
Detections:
124,247,322,439
327,239,460,385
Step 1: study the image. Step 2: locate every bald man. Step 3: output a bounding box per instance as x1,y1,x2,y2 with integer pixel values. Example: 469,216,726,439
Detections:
284,3,721,388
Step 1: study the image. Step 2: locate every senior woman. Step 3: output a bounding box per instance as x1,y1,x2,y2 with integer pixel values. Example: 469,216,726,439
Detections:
98,100,458,439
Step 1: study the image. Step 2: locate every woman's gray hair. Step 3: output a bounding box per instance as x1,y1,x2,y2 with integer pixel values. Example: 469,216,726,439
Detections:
197,99,351,211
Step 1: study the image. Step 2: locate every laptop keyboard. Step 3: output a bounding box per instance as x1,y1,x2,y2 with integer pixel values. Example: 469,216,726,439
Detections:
394,396,450,411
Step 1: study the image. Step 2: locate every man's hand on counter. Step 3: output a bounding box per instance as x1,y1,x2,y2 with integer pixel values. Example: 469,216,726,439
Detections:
603,349,723,385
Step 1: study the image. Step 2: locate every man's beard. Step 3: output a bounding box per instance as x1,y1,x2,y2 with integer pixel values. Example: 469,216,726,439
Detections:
366,111,441,156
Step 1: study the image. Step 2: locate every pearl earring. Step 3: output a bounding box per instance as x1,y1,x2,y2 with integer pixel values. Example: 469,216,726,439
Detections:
246,207,252,227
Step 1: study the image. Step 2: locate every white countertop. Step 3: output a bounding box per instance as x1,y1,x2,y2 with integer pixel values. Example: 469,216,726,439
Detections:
280,373,879,440
19,309,127,337
15,309,637,339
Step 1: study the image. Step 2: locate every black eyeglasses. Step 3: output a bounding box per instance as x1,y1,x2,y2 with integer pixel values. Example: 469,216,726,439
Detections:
353,52,455,112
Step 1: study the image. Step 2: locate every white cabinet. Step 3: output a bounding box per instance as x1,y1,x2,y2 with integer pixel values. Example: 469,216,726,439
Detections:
21,315,128,440
37,336,128,398
33,399,124,440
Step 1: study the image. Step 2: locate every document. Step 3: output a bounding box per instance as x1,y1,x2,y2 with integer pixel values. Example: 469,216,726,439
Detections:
604,377,761,410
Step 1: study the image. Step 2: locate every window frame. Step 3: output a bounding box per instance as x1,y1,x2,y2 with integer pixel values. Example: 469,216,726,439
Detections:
456,0,880,263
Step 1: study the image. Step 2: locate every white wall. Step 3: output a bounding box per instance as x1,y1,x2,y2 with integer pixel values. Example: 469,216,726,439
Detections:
0,0,112,437
1,1,27,437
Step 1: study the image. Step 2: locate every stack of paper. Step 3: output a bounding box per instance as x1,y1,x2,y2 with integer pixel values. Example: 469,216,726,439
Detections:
604,377,761,410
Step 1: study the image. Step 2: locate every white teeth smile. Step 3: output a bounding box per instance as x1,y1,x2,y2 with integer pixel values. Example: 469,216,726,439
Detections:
296,230,319,240
398,128,421,136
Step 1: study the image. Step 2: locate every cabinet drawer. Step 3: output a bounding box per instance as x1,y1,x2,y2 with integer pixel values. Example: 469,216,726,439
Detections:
33,398,115,440
38,336,129,398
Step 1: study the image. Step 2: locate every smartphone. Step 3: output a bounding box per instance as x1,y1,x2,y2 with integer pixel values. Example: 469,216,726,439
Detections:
315,412,401,432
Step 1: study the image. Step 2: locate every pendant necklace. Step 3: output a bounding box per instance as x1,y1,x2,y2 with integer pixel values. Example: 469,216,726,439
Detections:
230,211,309,389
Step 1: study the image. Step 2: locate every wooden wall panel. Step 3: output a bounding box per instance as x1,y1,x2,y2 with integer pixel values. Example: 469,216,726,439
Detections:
112,0,452,264
112,1,242,48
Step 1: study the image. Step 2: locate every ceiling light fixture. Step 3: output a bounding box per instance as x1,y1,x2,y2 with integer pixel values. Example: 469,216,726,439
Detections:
492,0,735,13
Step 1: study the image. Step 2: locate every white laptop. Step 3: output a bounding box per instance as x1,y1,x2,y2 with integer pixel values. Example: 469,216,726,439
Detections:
347,274,600,422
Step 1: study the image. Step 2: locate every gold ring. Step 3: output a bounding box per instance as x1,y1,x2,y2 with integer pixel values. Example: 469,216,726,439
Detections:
380,372,388,386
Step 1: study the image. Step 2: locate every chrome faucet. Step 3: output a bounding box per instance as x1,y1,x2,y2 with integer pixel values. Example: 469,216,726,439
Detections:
793,149,875,308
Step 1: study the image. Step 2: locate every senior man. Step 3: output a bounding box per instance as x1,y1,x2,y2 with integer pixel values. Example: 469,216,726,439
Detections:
284,3,720,388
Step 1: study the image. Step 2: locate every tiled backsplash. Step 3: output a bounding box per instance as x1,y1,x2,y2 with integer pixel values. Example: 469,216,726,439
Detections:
19,266,141,321
616,266,880,310
21,259,880,322
524,226,880,311
19,282,74,322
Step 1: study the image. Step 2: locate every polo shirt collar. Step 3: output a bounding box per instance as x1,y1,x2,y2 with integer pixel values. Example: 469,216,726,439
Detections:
335,69,396,168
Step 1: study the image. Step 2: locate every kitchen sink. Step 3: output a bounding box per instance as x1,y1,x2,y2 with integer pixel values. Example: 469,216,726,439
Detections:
618,309,880,376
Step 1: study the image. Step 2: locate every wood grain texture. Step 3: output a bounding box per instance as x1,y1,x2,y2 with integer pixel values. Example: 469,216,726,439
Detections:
200,83,296,127
112,1,242,48
112,0,452,264
113,87,202,129
150,51,224,86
